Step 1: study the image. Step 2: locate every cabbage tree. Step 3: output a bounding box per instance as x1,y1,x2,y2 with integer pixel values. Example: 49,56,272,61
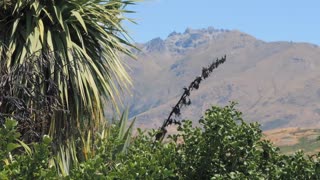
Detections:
0,0,136,142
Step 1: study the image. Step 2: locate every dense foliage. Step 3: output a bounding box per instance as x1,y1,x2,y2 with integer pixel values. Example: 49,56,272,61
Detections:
1,103,320,179
0,0,136,143
0,0,137,175
1,1,319,179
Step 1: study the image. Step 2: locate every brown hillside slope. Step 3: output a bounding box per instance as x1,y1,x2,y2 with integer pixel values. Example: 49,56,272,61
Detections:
123,27,320,131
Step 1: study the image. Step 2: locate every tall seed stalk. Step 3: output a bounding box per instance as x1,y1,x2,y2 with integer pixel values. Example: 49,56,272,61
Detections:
155,55,226,141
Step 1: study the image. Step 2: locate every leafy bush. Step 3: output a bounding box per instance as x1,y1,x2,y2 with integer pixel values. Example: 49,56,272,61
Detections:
0,119,56,179
171,103,320,179
108,129,178,179
107,103,320,179
1,104,320,179
70,116,136,179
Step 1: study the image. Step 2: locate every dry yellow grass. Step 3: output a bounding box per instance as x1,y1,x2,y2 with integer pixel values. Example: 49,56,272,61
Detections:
264,127,320,154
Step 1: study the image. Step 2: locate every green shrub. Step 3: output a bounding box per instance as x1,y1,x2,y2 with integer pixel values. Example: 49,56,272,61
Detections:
108,129,178,179
0,119,56,179
171,103,320,179
1,104,320,179
109,103,320,179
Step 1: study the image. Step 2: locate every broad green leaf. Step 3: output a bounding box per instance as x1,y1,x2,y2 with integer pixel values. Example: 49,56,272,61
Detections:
53,5,65,31
16,139,32,155
71,11,87,33
46,29,54,51
118,108,129,140
122,118,135,153
5,119,18,129
6,143,21,152
38,19,44,43
10,18,20,37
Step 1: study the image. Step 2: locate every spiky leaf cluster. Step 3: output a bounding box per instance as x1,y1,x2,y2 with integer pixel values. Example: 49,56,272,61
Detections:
0,0,137,142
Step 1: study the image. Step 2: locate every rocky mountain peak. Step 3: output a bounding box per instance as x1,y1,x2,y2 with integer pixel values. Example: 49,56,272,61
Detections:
164,27,232,54
144,37,166,52
140,27,260,58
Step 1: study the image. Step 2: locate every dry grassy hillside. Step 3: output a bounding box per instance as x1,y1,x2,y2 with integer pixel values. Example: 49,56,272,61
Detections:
264,128,320,155
122,27,320,132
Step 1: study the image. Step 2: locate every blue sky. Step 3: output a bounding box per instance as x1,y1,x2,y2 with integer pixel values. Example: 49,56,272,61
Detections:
125,0,319,45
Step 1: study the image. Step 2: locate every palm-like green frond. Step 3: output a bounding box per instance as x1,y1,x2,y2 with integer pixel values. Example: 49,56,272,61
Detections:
0,0,136,141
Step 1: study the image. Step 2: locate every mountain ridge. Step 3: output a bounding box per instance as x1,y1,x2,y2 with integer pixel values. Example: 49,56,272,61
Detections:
123,27,320,131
